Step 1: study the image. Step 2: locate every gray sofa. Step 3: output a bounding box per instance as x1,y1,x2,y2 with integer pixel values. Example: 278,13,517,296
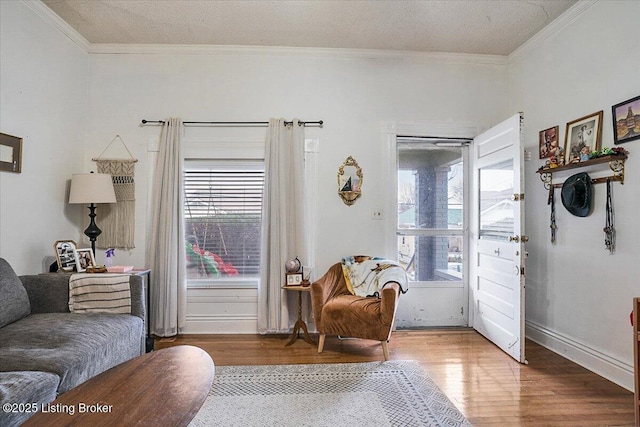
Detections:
0,258,146,426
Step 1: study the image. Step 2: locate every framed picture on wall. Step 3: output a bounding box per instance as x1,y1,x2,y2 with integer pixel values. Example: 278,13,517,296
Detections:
539,125,561,160
612,95,640,144
564,110,603,164
0,132,23,173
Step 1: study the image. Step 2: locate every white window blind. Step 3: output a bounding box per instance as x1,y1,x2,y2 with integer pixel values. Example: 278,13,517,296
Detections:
184,160,264,286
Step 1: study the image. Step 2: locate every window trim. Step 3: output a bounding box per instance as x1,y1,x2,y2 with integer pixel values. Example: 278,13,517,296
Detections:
392,135,471,285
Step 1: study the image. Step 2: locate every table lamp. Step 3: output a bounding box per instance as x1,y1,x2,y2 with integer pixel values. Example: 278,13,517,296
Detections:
68,172,117,256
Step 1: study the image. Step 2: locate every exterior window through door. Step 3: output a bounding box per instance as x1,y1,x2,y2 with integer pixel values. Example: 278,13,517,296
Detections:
396,139,468,283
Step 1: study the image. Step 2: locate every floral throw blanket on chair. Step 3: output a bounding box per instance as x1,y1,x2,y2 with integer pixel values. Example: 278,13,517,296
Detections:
341,255,408,298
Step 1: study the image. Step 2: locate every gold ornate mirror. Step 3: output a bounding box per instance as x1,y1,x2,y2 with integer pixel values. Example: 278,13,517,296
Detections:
337,156,363,206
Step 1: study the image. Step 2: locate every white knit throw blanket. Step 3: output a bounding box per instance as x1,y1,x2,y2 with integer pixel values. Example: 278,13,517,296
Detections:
69,273,131,314
341,255,408,298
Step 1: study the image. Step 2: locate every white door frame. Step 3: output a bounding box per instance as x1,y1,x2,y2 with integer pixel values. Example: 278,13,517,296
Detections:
382,121,482,326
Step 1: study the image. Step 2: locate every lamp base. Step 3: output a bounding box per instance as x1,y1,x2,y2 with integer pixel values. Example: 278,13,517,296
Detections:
84,203,102,256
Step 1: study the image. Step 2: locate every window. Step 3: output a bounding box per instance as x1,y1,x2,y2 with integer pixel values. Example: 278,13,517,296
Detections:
396,139,467,282
479,160,514,241
184,160,264,287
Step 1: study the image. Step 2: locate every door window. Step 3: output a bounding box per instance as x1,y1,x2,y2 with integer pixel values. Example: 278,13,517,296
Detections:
479,160,514,241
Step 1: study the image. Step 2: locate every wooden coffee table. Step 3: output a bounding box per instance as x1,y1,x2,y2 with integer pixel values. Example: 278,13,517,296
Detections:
22,345,214,426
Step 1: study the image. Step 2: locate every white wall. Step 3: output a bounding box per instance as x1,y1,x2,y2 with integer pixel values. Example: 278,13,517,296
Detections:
510,0,640,390
0,1,88,274
82,48,507,332
84,49,508,273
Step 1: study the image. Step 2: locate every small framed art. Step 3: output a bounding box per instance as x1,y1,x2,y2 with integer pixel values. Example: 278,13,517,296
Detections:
565,111,603,164
54,240,78,271
612,95,640,144
539,126,561,160
74,248,96,273
286,272,303,286
0,132,23,173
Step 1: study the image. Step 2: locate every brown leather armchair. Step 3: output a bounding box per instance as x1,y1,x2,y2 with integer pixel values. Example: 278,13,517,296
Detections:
310,262,401,360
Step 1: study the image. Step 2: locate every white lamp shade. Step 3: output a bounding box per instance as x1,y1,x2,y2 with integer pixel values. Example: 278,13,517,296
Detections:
69,173,117,204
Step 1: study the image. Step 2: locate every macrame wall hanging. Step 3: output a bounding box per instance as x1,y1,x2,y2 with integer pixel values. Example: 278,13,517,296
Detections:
93,135,137,250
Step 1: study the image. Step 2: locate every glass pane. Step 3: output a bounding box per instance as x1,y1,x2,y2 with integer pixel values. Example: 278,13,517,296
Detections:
398,144,464,230
184,163,264,282
479,160,514,240
398,235,463,282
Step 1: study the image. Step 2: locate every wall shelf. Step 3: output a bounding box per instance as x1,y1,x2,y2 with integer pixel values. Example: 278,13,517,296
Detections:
536,153,627,189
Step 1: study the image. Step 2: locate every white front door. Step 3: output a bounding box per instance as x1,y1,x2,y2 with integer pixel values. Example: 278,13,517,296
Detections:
470,113,526,363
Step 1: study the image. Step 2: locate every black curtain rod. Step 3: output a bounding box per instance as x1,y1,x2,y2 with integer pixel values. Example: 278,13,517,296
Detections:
141,119,323,127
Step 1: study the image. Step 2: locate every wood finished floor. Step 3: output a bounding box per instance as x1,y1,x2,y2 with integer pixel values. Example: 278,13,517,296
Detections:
155,329,634,426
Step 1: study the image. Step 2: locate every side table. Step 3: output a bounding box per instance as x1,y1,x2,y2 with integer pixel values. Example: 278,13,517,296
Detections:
130,269,153,352
282,285,316,347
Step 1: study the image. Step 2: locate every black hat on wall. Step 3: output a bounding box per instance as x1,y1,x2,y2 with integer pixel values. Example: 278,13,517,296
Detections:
561,172,593,217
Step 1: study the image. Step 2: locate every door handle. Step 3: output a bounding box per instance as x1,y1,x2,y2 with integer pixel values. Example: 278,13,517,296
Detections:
521,235,529,243
509,235,519,243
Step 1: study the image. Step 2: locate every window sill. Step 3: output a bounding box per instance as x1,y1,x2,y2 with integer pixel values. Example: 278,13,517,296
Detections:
187,278,259,289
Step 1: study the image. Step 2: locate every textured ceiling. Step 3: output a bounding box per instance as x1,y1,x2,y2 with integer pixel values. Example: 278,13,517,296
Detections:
41,0,577,55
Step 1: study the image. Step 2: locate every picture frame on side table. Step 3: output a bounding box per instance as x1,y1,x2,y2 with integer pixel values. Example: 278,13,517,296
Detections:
565,111,603,164
74,248,96,273
286,272,303,286
612,95,640,144
54,240,78,272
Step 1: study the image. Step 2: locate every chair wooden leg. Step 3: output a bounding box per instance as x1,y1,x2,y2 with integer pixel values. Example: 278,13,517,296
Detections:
318,334,326,354
381,340,389,361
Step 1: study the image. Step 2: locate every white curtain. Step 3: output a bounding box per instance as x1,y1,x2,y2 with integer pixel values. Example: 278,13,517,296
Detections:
147,118,186,337
258,118,306,333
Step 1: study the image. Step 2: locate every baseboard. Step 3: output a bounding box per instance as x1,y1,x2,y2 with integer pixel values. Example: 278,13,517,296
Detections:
183,315,257,334
525,320,633,391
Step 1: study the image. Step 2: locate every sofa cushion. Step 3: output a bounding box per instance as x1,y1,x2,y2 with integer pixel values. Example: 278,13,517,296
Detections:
0,313,143,393
0,258,30,328
0,371,59,427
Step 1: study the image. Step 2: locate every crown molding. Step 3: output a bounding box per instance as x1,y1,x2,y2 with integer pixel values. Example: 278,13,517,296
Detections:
27,0,507,66
508,0,598,65
25,0,91,52
87,43,507,66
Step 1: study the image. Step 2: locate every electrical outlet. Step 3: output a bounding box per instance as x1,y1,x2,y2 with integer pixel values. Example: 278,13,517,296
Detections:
372,209,383,220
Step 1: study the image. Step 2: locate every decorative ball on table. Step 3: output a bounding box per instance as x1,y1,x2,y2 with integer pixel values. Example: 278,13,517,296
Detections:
285,257,301,273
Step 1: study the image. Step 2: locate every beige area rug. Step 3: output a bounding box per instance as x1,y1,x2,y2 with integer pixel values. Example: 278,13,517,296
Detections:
189,361,471,427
